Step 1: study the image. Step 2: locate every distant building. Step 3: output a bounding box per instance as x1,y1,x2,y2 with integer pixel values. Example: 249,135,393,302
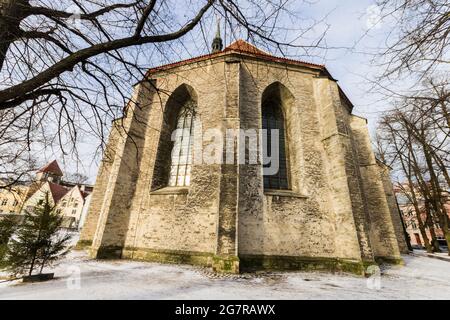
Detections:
35,160,63,184
0,182,28,215
0,160,93,230
54,185,91,230
395,185,450,248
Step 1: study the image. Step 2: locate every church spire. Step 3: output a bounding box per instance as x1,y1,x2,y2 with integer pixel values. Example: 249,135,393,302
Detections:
211,17,223,53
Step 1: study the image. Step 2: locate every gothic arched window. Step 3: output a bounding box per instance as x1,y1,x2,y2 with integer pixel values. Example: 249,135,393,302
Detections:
151,84,197,191
168,104,195,187
262,83,290,190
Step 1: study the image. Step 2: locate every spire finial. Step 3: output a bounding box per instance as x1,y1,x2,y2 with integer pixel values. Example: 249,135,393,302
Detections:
212,15,223,53
215,17,221,38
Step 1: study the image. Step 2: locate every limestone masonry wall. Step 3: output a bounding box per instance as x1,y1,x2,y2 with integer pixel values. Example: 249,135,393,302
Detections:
79,53,405,273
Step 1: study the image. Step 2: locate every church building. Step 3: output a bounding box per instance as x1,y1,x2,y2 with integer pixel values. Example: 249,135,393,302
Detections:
78,31,408,274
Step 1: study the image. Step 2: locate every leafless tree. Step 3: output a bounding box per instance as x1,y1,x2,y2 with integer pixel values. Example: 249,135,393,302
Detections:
64,172,89,184
376,0,450,78
377,82,450,254
0,0,328,186
0,106,39,187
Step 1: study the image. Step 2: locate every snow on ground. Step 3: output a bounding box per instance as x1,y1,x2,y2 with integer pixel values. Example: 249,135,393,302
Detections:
0,249,449,300
412,250,450,262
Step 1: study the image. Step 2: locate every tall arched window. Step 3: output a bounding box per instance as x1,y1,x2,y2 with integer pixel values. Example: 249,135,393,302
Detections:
262,83,290,190
151,84,197,190
169,104,195,187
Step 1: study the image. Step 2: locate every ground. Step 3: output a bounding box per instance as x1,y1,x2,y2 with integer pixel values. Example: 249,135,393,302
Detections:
1,248,450,300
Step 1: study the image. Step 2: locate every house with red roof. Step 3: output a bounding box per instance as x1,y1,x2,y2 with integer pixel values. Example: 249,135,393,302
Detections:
22,181,69,213
54,185,92,229
5,159,94,229
35,159,64,184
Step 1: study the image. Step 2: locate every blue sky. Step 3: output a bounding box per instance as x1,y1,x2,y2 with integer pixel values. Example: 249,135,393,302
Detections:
43,0,398,182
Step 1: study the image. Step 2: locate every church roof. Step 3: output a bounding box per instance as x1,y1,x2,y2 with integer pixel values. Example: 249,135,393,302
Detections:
37,160,63,176
145,39,354,111
146,39,326,75
224,39,269,55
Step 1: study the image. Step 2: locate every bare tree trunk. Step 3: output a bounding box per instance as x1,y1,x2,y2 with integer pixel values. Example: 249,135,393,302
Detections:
28,247,37,276
410,188,433,253
401,164,433,253
422,142,450,255
401,134,434,252
443,213,450,256
431,152,450,189
428,226,441,253
401,115,450,254
439,201,450,256
440,101,450,132
408,141,440,252
39,256,47,274
395,197,414,251
0,0,30,71
382,118,434,252
424,200,441,253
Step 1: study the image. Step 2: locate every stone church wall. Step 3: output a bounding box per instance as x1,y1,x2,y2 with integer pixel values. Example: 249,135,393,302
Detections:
79,53,404,273
237,62,340,261
350,116,402,263
122,62,230,262
378,163,410,254
77,122,121,249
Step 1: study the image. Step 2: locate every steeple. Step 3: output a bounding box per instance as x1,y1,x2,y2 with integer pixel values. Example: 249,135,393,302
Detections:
211,17,223,53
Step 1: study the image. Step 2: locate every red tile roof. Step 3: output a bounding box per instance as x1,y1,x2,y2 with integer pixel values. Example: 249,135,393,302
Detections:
74,185,90,199
37,160,63,176
146,39,326,75
48,182,69,203
224,39,269,55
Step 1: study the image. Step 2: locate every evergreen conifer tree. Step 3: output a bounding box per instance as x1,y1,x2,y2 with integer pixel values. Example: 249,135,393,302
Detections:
0,214,18,268
4,192,71,276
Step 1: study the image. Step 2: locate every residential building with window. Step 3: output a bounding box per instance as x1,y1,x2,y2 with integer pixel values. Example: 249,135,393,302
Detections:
54,185,91,229
396,185,450,248
0,181,29,215
1,160,93,230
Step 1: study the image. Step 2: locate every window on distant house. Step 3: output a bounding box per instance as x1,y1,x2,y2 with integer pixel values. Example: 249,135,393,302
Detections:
72,209,77,215
12,200,18,206
1,199,8,206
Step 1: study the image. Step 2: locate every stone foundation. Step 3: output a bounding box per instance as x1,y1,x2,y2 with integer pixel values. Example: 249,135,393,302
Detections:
84,247,399,276
74,240,92,250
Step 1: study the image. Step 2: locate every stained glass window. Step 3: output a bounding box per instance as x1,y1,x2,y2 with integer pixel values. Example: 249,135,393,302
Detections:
262,101,289,190
168,105,194,187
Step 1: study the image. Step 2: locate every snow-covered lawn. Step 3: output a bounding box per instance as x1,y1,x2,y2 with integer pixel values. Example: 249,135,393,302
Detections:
1,250,449,300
